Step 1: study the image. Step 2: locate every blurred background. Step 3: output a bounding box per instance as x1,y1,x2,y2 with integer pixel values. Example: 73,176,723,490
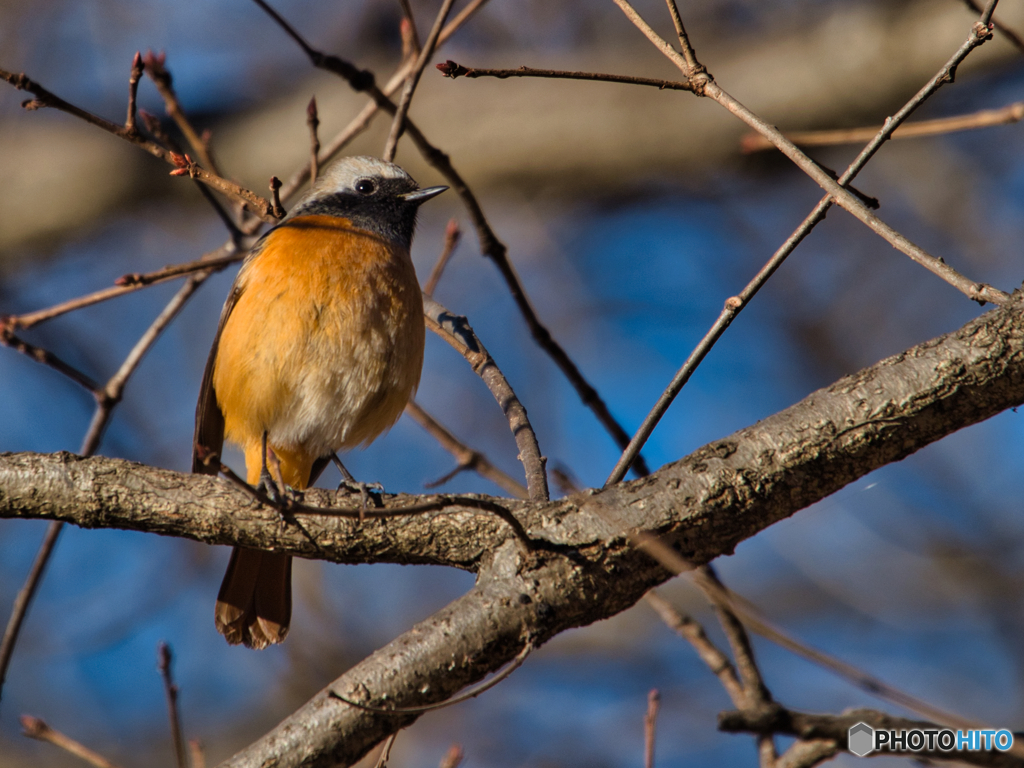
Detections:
2,0,1024,765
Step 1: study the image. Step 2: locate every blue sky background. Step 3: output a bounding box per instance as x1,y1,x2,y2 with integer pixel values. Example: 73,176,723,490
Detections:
2,1,1024,766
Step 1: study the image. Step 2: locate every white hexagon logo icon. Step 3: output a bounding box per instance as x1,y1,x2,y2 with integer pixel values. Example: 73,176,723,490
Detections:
848,722,874,757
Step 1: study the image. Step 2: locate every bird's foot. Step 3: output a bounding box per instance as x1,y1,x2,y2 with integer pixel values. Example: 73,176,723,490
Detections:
337,479,384,520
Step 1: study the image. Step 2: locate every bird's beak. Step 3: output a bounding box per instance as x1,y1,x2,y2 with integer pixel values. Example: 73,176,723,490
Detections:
399,185,448,204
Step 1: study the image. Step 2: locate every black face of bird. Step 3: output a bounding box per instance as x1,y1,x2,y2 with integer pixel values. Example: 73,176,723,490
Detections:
289,157,447,247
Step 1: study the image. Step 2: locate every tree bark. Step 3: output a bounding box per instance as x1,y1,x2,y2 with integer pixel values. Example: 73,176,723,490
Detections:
1,296,1023,767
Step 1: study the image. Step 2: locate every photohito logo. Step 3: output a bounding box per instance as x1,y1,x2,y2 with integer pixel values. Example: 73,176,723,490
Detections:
847,722,1014,757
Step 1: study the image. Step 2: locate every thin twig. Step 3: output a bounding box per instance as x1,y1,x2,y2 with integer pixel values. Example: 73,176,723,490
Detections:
643,590,745,705
612,0,1006,306
701,567,771,709
773,740,837,768
0,326,99,391
405,399,529,498
979,0,1000,27
276,0,492,202
400,17,419,63
424,296,549,501
307,96,320,183
125,52,143,135
699,565,777,765
436,61,695,92
604,0,1008,486
20,716,124,768
115,245,244,288
269,176,285,218
398,0,421,58
4,243,240,331
631,532,1003,739
81,272,214,456
741,100,1024,153
383,0,457,162
644,689,660,768
158,643,189,768
0,67,276,220
0,522,62,701
964,0,1024,51
404,122,650,476
663,0,702,74
423,218,462,295
144,51,222,175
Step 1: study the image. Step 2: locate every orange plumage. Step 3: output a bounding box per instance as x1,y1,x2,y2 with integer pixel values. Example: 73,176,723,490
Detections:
193,157,444,649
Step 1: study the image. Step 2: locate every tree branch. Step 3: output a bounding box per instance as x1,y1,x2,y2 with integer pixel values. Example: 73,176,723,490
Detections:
3,296,1024,766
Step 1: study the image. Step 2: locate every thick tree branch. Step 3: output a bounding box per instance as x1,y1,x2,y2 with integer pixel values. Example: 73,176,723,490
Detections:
2,297,1024,766
3,298,1024,569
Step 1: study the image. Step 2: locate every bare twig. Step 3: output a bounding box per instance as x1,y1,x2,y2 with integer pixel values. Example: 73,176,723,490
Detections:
383,0,458,162
20,716,124,768
307,96,320,183
276,0,492,202
144,51,221,175
0,67,276,220
611,0,1006,306
269,176,285,218
644,689,660,768
115,246,244,287
0,522,62,701
436,61,695,92
424,296,548,501
701,565,777,766
407,125,649,475
400,16,419,62
398,0,421,57
604,0,1008,485
81,272,213,455
663,0,702,74
979,0,1001,28
405,400,529,498
773,740,837,768
158,643,189,768
125,52,143,135
644,590,745,705
0,326,99,391
646,586,776,766
964,0,1024,51
702,567,771,709
423,218,462,295
4,242,240,331
632,532,1004,740
741,100,1024,153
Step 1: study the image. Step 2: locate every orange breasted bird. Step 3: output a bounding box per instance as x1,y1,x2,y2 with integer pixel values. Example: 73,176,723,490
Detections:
192,156,446,649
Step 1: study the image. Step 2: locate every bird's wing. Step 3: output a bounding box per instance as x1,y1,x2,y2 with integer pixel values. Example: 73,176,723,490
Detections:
191,236,269,474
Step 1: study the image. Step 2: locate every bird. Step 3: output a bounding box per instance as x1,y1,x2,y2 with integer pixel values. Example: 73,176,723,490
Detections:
192,156,446,649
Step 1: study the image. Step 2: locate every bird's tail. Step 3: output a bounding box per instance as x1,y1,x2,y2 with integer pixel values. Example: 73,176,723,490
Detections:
215,442,313,649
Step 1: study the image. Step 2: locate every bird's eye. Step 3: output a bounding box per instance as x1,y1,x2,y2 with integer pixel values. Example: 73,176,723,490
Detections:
355,178,377,195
